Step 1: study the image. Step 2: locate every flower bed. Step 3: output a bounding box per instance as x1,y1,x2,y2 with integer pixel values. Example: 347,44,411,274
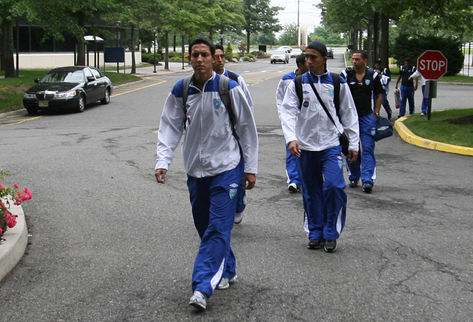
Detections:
0,182,32,239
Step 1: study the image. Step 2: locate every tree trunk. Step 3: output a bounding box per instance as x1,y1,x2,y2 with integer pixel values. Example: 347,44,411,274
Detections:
373,12,379,63
366,22,373,65
76,14,86,65
164,31,169,70
130,24,136,74
2,19,15,78
380,14,390,70
246,31,250,54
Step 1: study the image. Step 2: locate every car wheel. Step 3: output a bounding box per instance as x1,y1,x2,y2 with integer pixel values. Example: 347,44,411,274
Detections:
25,107,38,115
76,94,86,113
101,88,110,104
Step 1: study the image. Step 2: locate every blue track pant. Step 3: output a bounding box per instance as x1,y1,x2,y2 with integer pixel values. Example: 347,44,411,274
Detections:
187,159,243,297
286,145,301,185
421,85,428,114
297,146,347,241
347,114,377,185
400,85,415,116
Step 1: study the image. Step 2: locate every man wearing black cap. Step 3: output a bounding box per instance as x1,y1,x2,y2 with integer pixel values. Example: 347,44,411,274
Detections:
279,40,359,253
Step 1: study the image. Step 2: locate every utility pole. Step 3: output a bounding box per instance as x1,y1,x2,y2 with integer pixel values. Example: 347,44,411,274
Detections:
297,0,301,47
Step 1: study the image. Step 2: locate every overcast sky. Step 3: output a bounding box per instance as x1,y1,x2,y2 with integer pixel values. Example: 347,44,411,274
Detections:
270,0,322,34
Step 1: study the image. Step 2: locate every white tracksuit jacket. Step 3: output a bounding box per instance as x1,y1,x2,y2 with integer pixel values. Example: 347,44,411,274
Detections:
279,70,360,152
155,72,258,178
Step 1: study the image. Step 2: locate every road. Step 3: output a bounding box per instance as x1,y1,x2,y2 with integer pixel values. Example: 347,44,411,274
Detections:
0,52,472,321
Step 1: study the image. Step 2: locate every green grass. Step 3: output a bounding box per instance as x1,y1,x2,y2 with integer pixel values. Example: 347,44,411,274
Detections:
0,69,141,113
403,109,473,148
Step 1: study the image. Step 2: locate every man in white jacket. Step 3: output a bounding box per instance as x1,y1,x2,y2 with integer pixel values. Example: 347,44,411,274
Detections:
279,40,359,253
154,37,258,311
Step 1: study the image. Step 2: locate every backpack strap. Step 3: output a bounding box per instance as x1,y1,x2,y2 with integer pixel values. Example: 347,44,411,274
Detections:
295,74,303,109
331,72,340,118
226,70,239,82
181,76,192,129
218,75,239,141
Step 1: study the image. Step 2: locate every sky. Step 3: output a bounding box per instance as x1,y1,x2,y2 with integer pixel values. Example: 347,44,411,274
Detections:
270,0,322,35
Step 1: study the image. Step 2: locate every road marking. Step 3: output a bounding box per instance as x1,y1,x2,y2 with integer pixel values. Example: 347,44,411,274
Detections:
0,116,42,127
112,79,167,98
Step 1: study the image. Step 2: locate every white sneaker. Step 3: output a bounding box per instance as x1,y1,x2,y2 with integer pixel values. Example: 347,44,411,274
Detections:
189,291,207,311
217,275,238,290
234,212,244,224
288,183,300,193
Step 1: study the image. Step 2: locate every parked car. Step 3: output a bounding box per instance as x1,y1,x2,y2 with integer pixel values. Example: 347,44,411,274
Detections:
290,48,303,58
270,50,290,64
277,46,293,54
327,48,334,59
23,66,113,115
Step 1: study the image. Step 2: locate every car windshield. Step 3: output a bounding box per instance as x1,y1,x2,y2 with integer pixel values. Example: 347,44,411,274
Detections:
273,51,285,55
40,70,85,83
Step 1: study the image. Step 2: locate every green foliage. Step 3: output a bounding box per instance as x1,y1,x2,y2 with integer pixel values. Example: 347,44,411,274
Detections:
225,43,234,61
243,54,255,61
277,24,298,46
142,52,163,64
392,35,464,75
309,26,345,45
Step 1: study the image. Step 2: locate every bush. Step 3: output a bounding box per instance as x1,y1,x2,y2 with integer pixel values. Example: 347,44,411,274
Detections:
243,54,255,62
142,52,163,64
225,43,234,61
251,51,264,56
392,35,464,76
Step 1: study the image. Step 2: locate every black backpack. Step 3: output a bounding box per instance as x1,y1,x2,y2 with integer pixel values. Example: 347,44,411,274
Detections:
181,74,239,140
295,72,341,117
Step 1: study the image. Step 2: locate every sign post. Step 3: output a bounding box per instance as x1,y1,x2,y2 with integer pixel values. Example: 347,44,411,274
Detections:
417,50,448,120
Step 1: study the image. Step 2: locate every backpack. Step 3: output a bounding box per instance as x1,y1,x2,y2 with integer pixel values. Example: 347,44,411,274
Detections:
181,74,239,140
295,72,341,117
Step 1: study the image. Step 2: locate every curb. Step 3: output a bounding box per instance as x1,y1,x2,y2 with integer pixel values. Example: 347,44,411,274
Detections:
394,117,473,156
0,201,28,282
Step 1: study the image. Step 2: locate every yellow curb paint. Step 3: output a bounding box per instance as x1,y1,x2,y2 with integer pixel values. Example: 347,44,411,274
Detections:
1,116,42,127
394,117,473,157
111,80,166,98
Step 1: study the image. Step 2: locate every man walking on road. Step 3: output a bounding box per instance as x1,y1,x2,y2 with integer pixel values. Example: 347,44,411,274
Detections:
395,57,418,117
154,37,258,311
213,43,254,225
279,41,359,253
343,50,383,193
276,54,308,194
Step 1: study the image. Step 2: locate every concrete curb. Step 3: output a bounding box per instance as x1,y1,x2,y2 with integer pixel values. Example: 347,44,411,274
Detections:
0,201,28,282
394,117,473,156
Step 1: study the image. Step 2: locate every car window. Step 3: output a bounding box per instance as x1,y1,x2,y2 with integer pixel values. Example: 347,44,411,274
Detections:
90,68,102,79
41,70,85,83
84,68,94,80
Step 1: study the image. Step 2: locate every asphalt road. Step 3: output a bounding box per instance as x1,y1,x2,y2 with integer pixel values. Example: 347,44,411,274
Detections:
0,52,472,321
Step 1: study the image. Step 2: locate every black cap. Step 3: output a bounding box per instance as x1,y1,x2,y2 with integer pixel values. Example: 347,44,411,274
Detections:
307,40,327,57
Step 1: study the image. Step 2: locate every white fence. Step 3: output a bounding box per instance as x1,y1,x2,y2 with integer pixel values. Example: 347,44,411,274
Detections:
13,51,142,70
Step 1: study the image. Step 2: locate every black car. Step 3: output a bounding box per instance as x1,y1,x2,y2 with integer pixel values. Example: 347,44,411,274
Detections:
23,66,113,114
327,48,334,59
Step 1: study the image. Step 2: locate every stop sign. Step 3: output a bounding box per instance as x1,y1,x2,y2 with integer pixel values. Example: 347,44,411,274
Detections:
417,50,448,80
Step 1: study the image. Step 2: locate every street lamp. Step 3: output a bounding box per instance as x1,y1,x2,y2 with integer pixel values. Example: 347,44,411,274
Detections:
153,28,157,73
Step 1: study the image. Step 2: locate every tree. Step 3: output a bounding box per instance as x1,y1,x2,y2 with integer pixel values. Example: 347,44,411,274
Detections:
242,0,282,53
277,24,298,46
309,26,344,45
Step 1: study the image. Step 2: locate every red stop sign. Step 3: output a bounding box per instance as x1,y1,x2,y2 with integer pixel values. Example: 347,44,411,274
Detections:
417,50,448,80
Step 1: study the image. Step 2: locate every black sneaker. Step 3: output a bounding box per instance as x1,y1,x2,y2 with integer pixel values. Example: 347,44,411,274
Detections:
307,239,324,249
362,182,373,193
349,179,359,188
288,183,301,193
324,239,337,253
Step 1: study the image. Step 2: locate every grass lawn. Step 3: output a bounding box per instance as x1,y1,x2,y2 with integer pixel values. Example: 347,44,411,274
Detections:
0,69,141,113
403,109,473,148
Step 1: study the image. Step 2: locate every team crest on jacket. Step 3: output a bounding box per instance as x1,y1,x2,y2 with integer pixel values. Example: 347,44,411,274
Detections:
365,79,371,86
213,98,222,109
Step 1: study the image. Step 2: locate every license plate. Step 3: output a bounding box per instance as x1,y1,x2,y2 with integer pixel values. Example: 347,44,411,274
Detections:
38,100,48,107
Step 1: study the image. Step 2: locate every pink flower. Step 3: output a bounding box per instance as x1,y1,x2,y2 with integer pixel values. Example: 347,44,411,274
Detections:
6,213,17,228
0,183,4,189
13,184,19,189
0,226,3,235
14,195,20,201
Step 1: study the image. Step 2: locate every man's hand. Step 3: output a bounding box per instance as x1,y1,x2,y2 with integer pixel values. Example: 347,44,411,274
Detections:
348,150,358,164
243,173,256,190
288,140,301,158
155,169,167,184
